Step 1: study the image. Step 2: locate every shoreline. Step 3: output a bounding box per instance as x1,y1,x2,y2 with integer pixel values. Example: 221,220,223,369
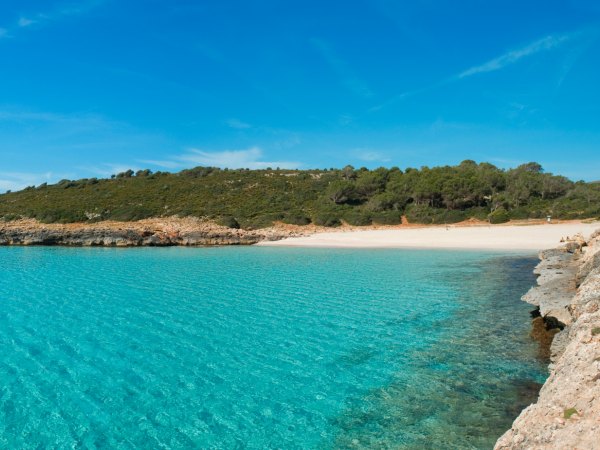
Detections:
3,216,599,445
0,217,302,246
1,217,598,250
495,230,600,449
257,222,600,251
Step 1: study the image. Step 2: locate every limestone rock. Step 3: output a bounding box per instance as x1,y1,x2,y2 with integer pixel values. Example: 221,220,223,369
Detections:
0,217,304,247
495,230,600,449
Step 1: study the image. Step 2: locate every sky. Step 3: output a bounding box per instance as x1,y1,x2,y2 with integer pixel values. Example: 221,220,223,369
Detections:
1,0,599,192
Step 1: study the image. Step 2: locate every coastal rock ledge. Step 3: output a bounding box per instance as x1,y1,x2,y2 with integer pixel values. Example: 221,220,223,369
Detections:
495,230,600,450
0,218,302,246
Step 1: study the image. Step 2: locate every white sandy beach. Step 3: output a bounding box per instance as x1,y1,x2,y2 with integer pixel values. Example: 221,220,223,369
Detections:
258,222,600,251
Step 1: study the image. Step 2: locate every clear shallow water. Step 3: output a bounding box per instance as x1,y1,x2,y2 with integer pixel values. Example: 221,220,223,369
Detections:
0,247,546,449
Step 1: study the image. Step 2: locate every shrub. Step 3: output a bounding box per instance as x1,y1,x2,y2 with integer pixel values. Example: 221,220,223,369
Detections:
371,211,402,225
282,213,311,226
216,215,240,229
109,206,155,221
405,205,435,224
36,210,87,223
238,214,282,230
1,213,21,222
437,209,468,224
489,208,510,224
343,210,372,226
469,207,491,221
508,207,532,220
312,211,341,227
405,205,467,224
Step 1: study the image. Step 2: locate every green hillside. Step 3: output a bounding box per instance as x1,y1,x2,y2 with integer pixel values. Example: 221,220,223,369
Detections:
1,161,598,229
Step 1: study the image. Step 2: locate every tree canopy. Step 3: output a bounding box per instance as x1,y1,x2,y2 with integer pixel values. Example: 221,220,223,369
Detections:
1,161,598,228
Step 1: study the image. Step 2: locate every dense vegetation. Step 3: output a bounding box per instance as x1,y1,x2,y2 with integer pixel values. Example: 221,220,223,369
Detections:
1,161,598,228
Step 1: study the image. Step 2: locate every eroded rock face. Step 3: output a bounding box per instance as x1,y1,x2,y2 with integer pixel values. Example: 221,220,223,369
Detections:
0,218,302,247
495,232,600,450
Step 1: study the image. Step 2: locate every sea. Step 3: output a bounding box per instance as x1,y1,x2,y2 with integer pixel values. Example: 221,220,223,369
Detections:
0,246,547,449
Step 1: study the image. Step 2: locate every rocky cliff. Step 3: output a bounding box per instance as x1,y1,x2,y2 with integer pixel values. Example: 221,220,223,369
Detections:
495,230,600,449
0,218,302,246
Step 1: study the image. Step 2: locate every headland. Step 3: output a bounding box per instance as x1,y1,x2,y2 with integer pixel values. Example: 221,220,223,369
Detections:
0,217,301,246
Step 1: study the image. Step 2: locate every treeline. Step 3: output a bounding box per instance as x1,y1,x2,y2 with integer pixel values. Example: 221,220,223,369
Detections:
0,161,598,228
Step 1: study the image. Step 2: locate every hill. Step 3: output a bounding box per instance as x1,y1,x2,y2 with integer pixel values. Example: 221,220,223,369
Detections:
1,161,598,229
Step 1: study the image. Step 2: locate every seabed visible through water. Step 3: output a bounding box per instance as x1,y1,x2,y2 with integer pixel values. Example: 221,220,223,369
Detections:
0,246,547,448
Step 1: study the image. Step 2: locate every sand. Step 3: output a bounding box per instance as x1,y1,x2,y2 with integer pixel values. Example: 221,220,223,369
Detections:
258,222,600,251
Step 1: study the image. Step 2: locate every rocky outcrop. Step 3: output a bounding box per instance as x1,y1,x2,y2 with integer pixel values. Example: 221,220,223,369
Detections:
495,231,600,449
0,218,303,246
522,247,579,328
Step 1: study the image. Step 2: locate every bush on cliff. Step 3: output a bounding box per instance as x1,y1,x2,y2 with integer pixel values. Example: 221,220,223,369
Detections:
281,213,311,226
1,214,21,222
239,213,283,230
216,216,240,229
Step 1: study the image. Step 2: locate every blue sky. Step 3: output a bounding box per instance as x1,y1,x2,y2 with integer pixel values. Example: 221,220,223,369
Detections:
1,0,599,191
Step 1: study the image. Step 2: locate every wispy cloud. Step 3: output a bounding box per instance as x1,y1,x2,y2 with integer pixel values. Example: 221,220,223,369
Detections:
0,106,170,183
18,17,36,27
142,147,302,170
352,149,391,163
223,120,302,150
311,38,374,98
270,133,301,150
369,80,448,112
225,118,251,129
555,29,599,88
0,0,106,39
83,163,142,178
0,171,61,193
137,159,181,170
0,109,111,127
458,34,573,78
371,31,578,112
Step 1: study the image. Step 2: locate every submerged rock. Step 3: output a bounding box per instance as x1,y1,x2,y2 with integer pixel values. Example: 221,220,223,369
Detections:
529,315,559,361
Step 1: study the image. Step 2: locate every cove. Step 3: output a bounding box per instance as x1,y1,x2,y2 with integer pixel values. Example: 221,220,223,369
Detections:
0,247,546,448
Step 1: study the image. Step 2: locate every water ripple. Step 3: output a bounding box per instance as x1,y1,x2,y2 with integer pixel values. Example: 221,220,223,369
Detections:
0,247,546,448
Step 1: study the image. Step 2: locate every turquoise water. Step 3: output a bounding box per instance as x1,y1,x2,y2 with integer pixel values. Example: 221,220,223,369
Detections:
0,247,546,449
